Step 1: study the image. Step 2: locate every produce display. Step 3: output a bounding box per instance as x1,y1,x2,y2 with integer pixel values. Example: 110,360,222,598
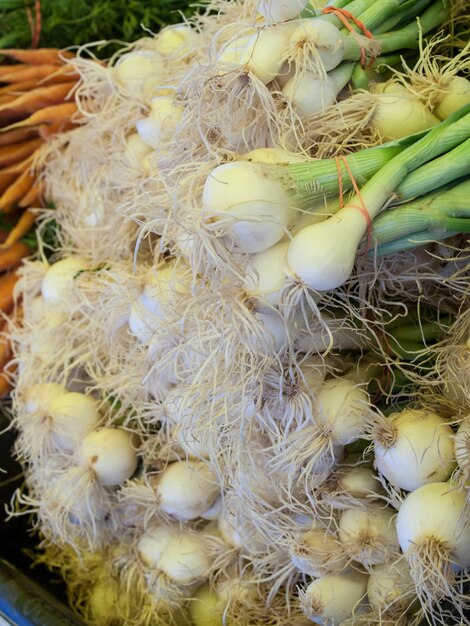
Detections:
1,0,469,625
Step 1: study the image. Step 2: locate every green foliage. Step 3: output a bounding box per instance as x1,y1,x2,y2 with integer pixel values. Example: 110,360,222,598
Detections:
0,0,195,56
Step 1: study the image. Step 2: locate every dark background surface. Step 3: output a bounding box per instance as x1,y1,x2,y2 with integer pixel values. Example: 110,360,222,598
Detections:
0,407,68,600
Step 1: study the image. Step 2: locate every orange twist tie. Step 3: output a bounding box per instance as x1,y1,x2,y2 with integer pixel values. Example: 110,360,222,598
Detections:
334,155,345,208
334,155,373,251
25,0,42,49
322,6,376,68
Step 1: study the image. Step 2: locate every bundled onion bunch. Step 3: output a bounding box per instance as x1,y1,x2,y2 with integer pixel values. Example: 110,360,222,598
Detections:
5,0,470,625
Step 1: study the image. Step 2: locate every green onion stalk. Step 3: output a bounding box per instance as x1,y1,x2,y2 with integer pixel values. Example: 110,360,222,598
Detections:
336,0,451,85
203,109,470,255
285,103,470,290
369,178,470,256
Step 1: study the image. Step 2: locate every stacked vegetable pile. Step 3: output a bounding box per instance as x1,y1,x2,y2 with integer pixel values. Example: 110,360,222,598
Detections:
0,47,80,398
4,0,470,625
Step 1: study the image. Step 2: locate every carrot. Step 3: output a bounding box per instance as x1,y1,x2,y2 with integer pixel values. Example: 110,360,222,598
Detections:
0,80,38,95
0,321,12,368
0,82,76,115
1,155,35,177
0,366,14,398
2,102,78,131
0,269,20,314
0,173,17,196
0,64,29,79
0,242,31,271
19,182,44,208
0,111,27,125
1,210,37,247
0,128,37,147
0,64,70,84
39,118,76,139
0,138,43,169
0,170,35,212
0,94,17,106
0,49,74,65
0,67,78,95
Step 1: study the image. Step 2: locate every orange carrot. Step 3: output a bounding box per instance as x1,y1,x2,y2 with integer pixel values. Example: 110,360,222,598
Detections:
0,80,36,95
0,320,12,368
1,210,37,247
39,118,76,139
2,102,78,131
0,170,35,212
0,345,12,371
0,138,43,168
0,367,14,398
0,269,20,314
0,64,28,78
0,77,76,99
0,94,16,106
0,67,78,94
0,49,74,65
0,82,76,114
1,153,35,175
0,173,17,196
0,111,27,125
19,182,44,208
0,64,70,84
0,128,37,148
0,242,31,271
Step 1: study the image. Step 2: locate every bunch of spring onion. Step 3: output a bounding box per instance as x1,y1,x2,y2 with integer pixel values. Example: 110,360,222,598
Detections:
201,103,470,299
4,0,470,625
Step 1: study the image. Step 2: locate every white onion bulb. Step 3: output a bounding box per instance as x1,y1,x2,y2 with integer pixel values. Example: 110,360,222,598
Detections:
244,241,289,306
258,0,310,23
158,532,211,585
287,19,344,73
239,24,294,84
23,382,66,415
41,256,88,303
80,427,138,487
152,25,196,56
49,392,101,452
137,525,176,567
397,482,470,570
202,161,295,253
189,584,222,626
373,408,456,491
339,506,400,567
115,51,163,100
290,527,347,576
372,83,440,140
300,572,368,624
136,97,183,149
337,466,383,498
367,560,418,613
125,133,152,171
156,460,220,521
315,378,370,445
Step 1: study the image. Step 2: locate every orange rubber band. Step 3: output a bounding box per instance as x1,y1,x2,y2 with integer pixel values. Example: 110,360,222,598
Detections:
334,155,373,250
322,6,376,68
334,155,345,209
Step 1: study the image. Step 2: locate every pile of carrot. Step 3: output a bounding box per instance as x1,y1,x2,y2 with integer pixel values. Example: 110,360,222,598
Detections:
0,47,80,397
